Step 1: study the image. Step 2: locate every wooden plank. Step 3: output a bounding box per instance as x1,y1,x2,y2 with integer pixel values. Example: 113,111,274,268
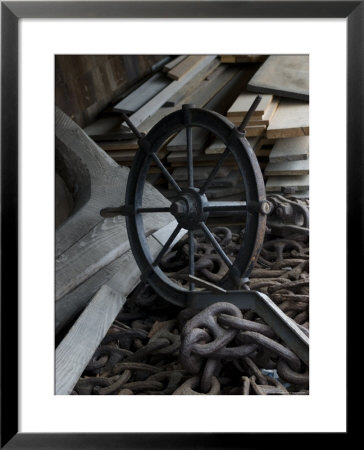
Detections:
248,55,309,101
171,170,241,189
226,124,267,137
235,55,267,63
113,72,170,114
220,55,236,63
163,59,221,107
266,174,309,192
231,96,280,127
167,55,206,80
56,254,125,334
56,221,187,334
264,158,309,176
99,140,139,151
56,197,172,301
188,66,241,110
55,283,127,395
227,93,273,118
138,107,177,134
220,55,266,64
128,56,217,128
266,99,309,139
83,115,124,136
56,108,130,257
167,126,210,153
167,150,234,164
163,55,187,72
269,136,309,162
205,137,259,155
172,165,230,181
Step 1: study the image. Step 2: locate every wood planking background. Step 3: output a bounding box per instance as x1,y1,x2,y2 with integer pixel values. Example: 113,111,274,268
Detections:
55,55,166,127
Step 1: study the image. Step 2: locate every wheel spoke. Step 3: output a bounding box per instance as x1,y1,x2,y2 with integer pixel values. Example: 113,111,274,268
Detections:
137,207,171,213
186,126,194,188
203,201,247,213
188,230,195,290
199,147,230,195
151,153,181,193
152,223,182,267
200,222,233,268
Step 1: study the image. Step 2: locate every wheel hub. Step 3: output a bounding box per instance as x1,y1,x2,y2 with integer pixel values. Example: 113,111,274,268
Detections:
170,188,209,231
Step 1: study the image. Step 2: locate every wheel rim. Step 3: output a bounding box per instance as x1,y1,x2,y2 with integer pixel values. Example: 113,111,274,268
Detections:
125,107,267,307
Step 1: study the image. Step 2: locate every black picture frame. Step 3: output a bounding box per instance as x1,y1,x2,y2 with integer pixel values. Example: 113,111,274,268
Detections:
1,1,358,448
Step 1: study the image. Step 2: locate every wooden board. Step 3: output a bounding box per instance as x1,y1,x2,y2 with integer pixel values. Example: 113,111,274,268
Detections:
220,55,267,64
56,197,172,301
205,137,259,155
113,72,170,114
167,150,235,164
55,221,188,394
171,170,241,189
235,55,267,63
227,93,273,118
56,108,130,257
167,55,206,80
266,174,309,192
83,115,124,136
266,99,309,139
227,124,267,137
247,55,309,101
128,56,217,128
264,158,309,176
163,55,187,72
172,165,231,181
163,59,221,107
56,284,127,395
186,66,240,110
167,127,210,153
269,136,309,162
98,139,139,151
56,221,187,334
56,109,175,330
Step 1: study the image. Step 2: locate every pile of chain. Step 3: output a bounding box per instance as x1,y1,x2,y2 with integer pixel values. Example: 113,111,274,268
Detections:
74,198,309,395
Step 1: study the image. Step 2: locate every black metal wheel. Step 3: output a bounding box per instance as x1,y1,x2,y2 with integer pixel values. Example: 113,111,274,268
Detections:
125,105,268,307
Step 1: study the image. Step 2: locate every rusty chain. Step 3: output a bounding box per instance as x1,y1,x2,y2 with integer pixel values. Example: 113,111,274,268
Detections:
75,198,309,395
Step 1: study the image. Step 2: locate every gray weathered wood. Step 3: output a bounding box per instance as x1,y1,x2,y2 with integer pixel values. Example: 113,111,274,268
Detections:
128,56,217,128
266,99,309,139
56,254,123,333
266,174,309,192
173,165,230,181
167,55,206,80
56,107,129,257
205,137,258,155
56,220,187,394
55,283,127,395
55,109,175,330
163,59,221,107
163,55,187,72
113,72,170,114
269,136,309,162
247,55,309,101
56,197,173,301
83,115,124,137
265,158,309,176
167,126,210,153
55,172,74,229
227,92,273,118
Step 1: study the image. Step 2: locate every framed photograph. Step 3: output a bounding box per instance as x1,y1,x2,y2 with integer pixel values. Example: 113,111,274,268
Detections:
1,1,359,447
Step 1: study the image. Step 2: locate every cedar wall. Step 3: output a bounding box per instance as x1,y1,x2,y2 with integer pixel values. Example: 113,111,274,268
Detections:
55,55,165,128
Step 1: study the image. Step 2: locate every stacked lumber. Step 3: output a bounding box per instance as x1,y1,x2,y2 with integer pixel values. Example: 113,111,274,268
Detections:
225,55,309,196
219,55,267,64
83,54,309,203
